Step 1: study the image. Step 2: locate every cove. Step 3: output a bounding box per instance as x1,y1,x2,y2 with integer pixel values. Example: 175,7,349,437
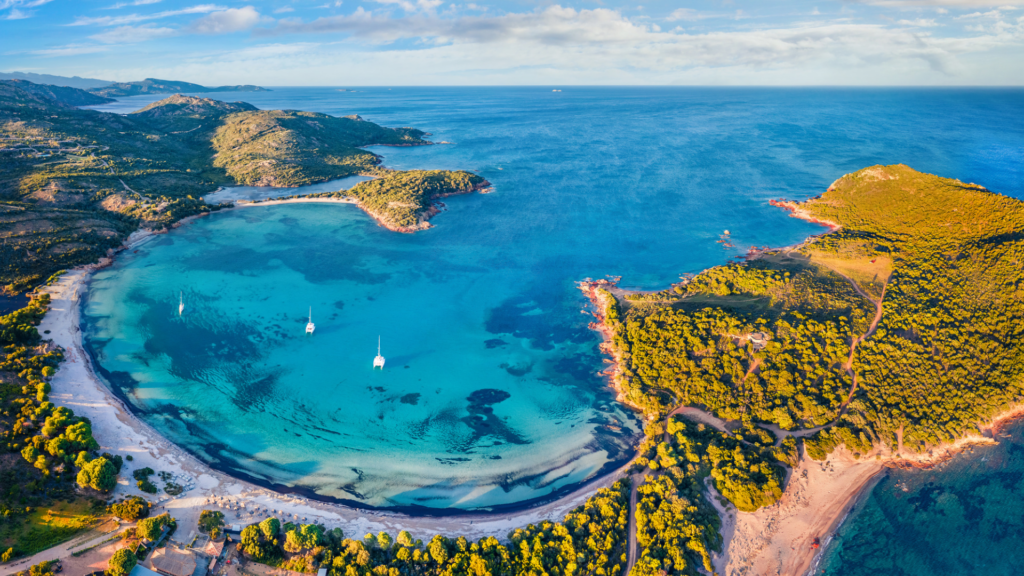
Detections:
82,87,1024,512
81,202,642,511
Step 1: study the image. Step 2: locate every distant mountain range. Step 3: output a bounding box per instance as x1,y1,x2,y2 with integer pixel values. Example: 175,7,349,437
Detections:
88,78,270,98
0,71,113,89
0,72,270,98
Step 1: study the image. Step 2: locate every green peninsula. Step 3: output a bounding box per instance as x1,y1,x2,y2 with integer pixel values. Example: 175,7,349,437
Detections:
305,170,489,231
0,81,484,291
603,164,1024,456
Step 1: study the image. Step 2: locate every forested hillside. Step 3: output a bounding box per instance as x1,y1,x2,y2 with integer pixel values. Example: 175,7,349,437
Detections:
0,80,114,107
606,165,1024,458
211,110,427,186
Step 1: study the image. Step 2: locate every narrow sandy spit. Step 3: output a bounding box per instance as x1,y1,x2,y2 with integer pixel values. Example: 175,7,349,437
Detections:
28,263,630,559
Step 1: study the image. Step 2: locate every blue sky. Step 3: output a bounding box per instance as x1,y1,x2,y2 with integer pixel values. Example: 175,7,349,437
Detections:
2,0,1022,84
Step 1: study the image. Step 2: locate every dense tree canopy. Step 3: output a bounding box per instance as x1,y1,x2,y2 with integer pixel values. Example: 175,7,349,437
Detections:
606,165,1024,458
108,548,137,576
236,480,629,576
109,496,150,521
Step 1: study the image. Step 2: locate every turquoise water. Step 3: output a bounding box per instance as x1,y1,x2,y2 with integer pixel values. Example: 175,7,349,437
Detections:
819,420,1024,576
203,175,374,203
84,203,644,510
83,88,1024,513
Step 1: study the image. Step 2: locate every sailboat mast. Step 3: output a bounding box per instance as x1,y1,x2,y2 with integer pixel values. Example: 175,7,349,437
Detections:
378,336,381,355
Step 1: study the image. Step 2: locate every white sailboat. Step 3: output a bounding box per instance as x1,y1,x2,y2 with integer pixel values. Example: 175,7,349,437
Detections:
305,307,315,335
373,336,385,369
178,292,184,316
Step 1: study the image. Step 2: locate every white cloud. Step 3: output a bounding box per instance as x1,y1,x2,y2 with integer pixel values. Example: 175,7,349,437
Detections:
67,4,225,27
1,0,52,18
106,0,163,9
371,0,443,13
850,0,1024,6
254,4,1024,77
274,6,295,13
666,8,698,21
664,8,735,21
957,8,1005,16
0,0,54,8
187,6,264,33
91,24,177,43
897,17,940,25
30,43,111,56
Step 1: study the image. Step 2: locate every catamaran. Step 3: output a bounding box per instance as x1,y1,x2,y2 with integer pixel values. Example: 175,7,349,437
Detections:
373,336,385,369
305,307,315,335
178,292,184,316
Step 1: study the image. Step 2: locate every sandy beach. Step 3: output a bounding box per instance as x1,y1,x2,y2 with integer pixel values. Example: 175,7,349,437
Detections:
704,416,1020,576
12,244,631,576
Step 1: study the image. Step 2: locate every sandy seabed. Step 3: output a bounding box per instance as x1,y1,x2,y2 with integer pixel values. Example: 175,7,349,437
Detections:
24,256,625,552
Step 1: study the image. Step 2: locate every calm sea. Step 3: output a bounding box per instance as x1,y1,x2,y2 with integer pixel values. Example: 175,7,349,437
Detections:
82,85,1024,533
818,419,1024,576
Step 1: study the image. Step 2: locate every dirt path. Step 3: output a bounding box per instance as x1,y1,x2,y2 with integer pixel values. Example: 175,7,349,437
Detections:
667,406,730,433
832,273,886,416
742,357,763,382
91,153,140,195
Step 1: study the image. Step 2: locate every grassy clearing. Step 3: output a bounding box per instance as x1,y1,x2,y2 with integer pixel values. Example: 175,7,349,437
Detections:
803,246,892,300
0,497,103,557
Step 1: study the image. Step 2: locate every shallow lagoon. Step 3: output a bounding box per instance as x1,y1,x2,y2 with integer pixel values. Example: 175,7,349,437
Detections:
83,87,1024,511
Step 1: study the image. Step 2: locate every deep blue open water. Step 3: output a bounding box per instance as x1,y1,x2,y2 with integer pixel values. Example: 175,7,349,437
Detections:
83,86,1024,530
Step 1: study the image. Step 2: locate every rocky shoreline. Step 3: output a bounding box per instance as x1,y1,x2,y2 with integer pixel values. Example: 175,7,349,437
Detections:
576,195,1024,576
